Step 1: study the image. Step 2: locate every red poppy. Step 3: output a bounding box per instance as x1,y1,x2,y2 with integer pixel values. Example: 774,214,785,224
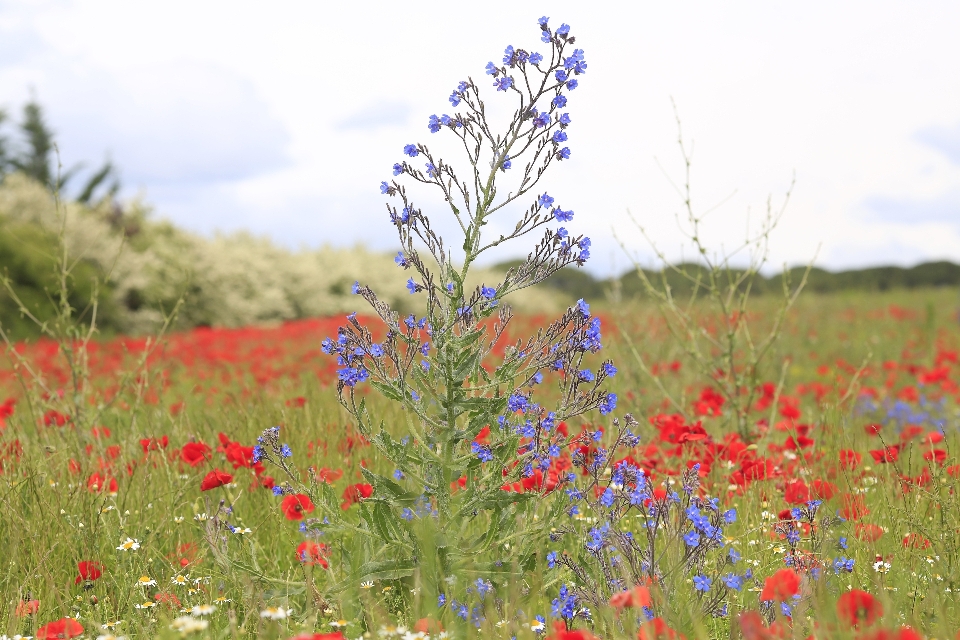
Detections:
609,585,651,609
841,493,869,521
869,446,899,464
36,617,84,639
840,449,862,470
316,467,344,483
200,469,233,491
864,424,882,435
340,483,373,510
857,628,922,640
902,533,931,549
923,449,947,465
75,560,103,585
837,589,882,627
783,479,810,505
297,541,329,568
855,523,884,542
15,599,39,616
140,436,169,452
638,617,686,640
181,441,212,467
282,493,316,520
811,479,837,500
759,568,801,602
545,621,600,640
86,472,118,494
738,611,790,640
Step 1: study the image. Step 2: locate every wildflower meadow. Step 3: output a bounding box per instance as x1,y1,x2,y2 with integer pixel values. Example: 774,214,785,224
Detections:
2,15,960,640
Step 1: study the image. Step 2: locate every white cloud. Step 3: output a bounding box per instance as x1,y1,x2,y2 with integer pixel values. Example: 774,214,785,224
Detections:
1,0,959,276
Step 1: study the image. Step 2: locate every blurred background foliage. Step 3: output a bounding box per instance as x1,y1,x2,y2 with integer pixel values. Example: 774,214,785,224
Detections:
1,98,958,341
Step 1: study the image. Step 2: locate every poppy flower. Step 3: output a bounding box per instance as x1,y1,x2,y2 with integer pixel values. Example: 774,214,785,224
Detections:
738,611,790,640
840,449,862,470
75,560,103,585
902,533,931,549
783,479,810,505
609,585,651,609
340,483,373,510
297,541,329,568
15,599,39,616
759,568,801,602
545,621,600,640
855,523,884,542
87,472,118,494
638,617,686,640
281,493,316,520
837,589,882,627
140,436,169,452
869,446,899,464
200,469,233,491
923,449,947,465
841,493,869,521
36,617,84,639
855,628,922,640
811,479,837,500
181,441,212,467
316,467,344,483
864,423,882,435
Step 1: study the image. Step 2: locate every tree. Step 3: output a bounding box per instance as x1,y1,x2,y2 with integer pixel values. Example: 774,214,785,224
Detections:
11,99,55,187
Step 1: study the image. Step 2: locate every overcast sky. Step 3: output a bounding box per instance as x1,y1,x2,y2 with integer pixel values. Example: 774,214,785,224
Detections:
1,0,959,276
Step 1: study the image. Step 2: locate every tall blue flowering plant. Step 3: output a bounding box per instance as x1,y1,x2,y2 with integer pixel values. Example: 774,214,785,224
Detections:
255,16,617,624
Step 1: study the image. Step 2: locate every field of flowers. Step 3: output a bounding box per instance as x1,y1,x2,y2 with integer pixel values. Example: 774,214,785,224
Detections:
1,288,958,640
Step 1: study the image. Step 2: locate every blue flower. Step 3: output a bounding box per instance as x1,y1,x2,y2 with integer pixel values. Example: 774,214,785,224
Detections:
555,70,568,83
395,251,407,267
600,487,615,507
559,113,571,126
557,147,571,160
599,393,618,415
538,15,549,28
352,281,361,294
280,444,293,458
547,550,557,568
567,79,579,90
271,486,284,496
541,30,552,43
494,76,513,91
392,163,403,176
603,362,617,377
407,278,418,294
485,61,498,75
369,343,384,357
538,193,555,208
552,95,568,109
501,154,512,170
410,389,420,401
503,45,516,65
507,394,528,413
393,469,404,480
722,573,743,591
557,23,571,37
683,530,701,547
724,508,737,524
428,114,441,133
421,359,430,371
425,162,437,177
530,52,543,65
438,594,446,607
578,369,595,382
693,575,711,592
552,129,568,143
481,285,497,299
471,442,494,463
556,227,569,239
380,181,391,194
576,298,590,317
553,208,574,222
728,547,741,564
403,144,419,157
533,111,550,128
401,508,414,521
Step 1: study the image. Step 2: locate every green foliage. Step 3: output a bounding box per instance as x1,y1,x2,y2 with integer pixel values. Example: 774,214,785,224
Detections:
0,217,121,340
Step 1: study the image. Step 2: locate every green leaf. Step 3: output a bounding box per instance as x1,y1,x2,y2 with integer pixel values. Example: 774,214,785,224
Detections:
371,381,404,402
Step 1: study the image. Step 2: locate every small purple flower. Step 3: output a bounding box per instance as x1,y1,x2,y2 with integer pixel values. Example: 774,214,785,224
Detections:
403,144,419,157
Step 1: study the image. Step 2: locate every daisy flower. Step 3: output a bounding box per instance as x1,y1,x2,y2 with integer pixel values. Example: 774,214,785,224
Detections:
329,619,349,628
135,576,156,587
116,538,140,551
171,575,189,587
360,581,374,589
101,621,123,630
170,616,209,633
260,606,292,620
191,604,216,616
134,601,156,610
